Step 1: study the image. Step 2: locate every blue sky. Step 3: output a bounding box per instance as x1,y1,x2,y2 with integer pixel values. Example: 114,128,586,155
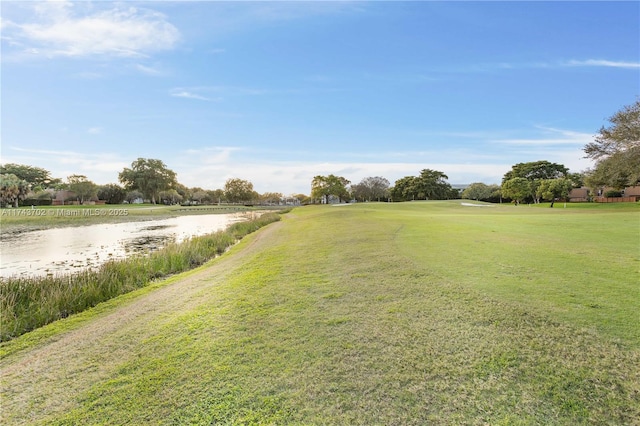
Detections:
2,1,639,195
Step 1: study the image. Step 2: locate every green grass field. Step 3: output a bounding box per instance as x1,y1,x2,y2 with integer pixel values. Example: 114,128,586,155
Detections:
1,201,638,424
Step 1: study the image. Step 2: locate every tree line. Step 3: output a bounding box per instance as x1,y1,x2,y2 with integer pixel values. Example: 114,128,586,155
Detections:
1,100,637,207
310,100,639,205
0,158,306,207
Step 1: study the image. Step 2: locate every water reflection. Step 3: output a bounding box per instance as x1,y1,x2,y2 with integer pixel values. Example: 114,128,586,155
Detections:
0,213,243,278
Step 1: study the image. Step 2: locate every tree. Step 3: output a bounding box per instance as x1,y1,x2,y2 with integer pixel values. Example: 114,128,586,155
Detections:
415,169,452,200
208,189,225,204
351,176,390,202
118,158,178,204
461,183,501,202
174,183,191,204
566,172,585,188
290,193,309,205
97,184,126,204
584,162,632,191
260,192,283,205
501,177,531,205
390,169,453,201
33,188,55,205
503,160,569,182
536,178,574,207
502,161,569,203
390,176,417,201
0,174,29,207
159,189,183,205
190,188,209,204
584,100,640,188
125,190,144,204
224,178,257,204
0,163,60,189
67,175,97,204
311,175,351,204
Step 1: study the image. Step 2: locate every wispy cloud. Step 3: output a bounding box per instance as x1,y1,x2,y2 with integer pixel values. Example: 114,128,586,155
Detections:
495,126,593,146
3,1,180,59
73,71,104,80
563,59,640,69
169,89,213,101
169,85,274,101
87,127,103,135
133,64,164,76
445,59,640,74
182,146,242,164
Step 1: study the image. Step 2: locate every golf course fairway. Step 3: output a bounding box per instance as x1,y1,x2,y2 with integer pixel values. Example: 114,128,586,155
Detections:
1,201,638,424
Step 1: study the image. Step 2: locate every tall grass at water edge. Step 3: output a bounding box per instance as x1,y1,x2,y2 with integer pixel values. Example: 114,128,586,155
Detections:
0,213,282,341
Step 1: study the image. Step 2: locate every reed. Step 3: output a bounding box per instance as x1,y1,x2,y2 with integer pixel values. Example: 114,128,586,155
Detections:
0,213,281,341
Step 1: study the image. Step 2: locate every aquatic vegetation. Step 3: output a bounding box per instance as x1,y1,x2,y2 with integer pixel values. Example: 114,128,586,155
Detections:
0,213,281,341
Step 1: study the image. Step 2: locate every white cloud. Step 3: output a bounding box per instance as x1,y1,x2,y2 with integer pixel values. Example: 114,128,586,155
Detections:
173,157,515,195
133,63,163,76
564,59,640,69
87,127,102,135
4,1,180,59
169,90,212,101
182,147,242,164
0,123,596,197
73,71,104,80
171,143,515,195
2,147,128,184
448,59,640,73
495,126,593,146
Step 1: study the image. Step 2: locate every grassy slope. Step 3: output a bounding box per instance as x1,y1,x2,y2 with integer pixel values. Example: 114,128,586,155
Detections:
1,202,638,425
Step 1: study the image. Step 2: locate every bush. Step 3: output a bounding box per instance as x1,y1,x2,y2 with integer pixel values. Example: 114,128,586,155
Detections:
604,190,623,198
19,198,53,206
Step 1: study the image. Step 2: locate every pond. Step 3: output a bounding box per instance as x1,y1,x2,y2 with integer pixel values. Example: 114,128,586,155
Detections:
0,213,245,278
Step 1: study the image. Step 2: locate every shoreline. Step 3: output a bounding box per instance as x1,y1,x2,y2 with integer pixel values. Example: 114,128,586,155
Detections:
0,211,284,341
0,205,280,237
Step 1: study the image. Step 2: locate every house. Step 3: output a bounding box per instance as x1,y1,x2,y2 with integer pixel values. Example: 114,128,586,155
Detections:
623,186,640,198
570,186,640,203
52,190,104,205
568,187,589,202
52,190,77,206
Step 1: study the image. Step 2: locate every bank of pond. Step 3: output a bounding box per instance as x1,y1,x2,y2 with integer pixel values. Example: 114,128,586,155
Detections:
0,212,282,342
1,212,252,277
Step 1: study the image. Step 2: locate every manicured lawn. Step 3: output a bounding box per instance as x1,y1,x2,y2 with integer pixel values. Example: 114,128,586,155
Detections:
1,201,638,424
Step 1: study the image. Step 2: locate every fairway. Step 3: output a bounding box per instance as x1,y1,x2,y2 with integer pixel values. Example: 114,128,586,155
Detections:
1,201,638,424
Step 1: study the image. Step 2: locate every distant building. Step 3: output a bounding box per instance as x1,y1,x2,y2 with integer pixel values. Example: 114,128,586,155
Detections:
52,190,77,206
569,186,640,203
568,187,589,202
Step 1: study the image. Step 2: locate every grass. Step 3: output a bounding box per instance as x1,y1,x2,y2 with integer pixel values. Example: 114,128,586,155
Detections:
0,201,638,424
0,213,282,341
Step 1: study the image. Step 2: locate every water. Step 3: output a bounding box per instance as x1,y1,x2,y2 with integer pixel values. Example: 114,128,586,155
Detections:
0,213,244,278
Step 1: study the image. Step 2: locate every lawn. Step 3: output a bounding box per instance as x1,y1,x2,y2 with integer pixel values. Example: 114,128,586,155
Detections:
1,201,638,424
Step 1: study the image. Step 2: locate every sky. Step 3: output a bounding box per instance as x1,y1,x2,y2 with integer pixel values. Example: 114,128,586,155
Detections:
1,1,639,195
